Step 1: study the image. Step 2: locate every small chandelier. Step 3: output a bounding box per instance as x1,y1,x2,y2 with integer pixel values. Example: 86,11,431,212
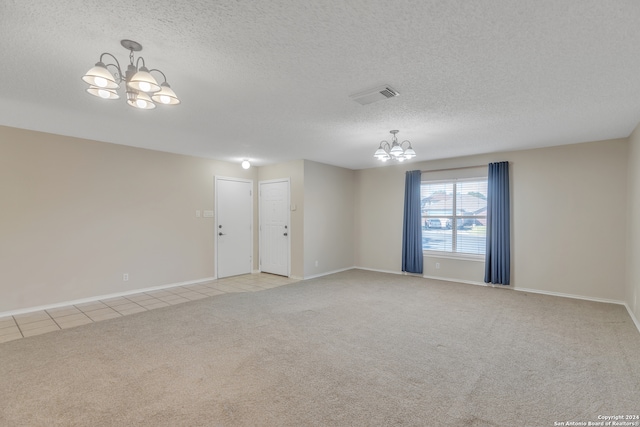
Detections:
373,130,416,162
82,40,180,110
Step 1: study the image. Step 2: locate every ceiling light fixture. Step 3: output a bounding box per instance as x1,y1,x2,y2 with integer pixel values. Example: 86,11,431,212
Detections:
373,130,416,162
241,160,251,169
82,39,180,110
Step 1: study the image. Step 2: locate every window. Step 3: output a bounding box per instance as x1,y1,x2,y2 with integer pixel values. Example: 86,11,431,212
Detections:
421,178,487,255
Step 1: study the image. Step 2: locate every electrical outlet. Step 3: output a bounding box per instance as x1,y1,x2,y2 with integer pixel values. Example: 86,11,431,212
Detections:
196,210,201,217
435,263,440,269
315,260,318,267
123,273,129,282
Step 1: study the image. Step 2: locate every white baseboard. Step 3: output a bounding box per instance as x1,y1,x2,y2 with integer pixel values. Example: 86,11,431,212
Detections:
423,276,630,307
423,274,486,287
309,267,640,335
354,266,403,275
0,277,216,318
424,275,640,335
497,285,638,335
304,266,355,280
513,286,626,306
624,304,640,335
5,271,638,336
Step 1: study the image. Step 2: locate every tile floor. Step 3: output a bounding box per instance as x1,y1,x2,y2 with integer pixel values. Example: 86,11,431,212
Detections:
0,273,299,344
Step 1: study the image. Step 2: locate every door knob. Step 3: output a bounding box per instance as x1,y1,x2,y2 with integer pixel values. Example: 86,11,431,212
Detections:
283,232,288,236
219,232,225,236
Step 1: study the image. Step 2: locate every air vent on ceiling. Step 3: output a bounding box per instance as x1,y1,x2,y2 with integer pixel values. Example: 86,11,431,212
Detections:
349,85,399,105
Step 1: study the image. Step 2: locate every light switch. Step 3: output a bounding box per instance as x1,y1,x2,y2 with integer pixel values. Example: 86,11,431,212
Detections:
196,210,201,217
203,210,214,218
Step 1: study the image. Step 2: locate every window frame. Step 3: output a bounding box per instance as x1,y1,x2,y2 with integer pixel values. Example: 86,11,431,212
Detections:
421,177,488,259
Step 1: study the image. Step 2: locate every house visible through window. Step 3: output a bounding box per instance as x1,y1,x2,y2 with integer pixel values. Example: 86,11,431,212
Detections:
421,178,488,255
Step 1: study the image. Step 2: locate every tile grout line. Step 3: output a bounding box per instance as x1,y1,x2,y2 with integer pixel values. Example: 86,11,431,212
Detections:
50,310,93,328
49,315,62,329
46,309,66,330
114,297,149,314
11,316,25,338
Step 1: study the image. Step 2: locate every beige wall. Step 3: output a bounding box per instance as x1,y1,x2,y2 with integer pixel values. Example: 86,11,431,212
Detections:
627,122,640,321
1,124,633,313
258,160,355,279
354,162,492,278
354,164,406,273
303,160,356,278
257,160,305,279
355,139,629,302
0,126,256,312
510,140,627,300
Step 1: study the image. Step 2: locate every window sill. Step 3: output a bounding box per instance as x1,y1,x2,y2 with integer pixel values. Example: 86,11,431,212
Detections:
423,251,485,262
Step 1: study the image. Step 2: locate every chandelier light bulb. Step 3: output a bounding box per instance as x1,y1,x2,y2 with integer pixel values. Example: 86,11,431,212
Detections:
129,66,161,93
404,147,416,159
94,76,108,88
86,85,119,100
389,144,404,157
138,81,151,92
82,62,119,89
127,90,155,110
152,82,180,105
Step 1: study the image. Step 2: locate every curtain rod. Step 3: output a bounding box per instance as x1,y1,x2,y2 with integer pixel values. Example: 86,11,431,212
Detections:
421,164,486,173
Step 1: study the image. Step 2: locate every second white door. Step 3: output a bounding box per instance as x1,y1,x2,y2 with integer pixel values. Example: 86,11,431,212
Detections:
259,179,290,276
216,177,253,278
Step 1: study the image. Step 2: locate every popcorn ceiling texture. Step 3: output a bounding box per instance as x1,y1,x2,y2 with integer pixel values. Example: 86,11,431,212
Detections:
1,0,640,168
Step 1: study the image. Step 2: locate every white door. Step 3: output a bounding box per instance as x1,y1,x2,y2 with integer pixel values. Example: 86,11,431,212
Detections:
215,177,253,278
259,179,290,276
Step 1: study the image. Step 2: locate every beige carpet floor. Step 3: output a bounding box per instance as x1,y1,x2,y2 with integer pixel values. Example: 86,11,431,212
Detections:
1,269,639,426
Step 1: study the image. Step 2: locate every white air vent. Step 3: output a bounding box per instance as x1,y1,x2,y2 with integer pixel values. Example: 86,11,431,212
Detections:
350,85,399,105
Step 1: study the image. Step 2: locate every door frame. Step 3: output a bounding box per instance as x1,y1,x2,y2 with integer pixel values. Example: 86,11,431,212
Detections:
214,176,254,279
258,178,291,277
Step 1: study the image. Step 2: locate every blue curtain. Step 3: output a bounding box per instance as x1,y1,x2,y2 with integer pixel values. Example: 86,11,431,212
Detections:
402,170,423,274
484,161,510,285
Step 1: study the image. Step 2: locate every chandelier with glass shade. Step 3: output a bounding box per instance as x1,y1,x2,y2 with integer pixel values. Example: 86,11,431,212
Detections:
373,130,416,162
82,40,180,110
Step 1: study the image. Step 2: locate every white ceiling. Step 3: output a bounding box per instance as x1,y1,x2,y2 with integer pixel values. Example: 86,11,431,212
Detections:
2,0,640,170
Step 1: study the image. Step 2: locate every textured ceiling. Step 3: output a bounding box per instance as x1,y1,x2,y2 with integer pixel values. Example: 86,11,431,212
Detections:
1,0,640,169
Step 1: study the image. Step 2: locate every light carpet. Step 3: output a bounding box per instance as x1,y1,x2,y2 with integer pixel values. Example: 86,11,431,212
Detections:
1,270,639,426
